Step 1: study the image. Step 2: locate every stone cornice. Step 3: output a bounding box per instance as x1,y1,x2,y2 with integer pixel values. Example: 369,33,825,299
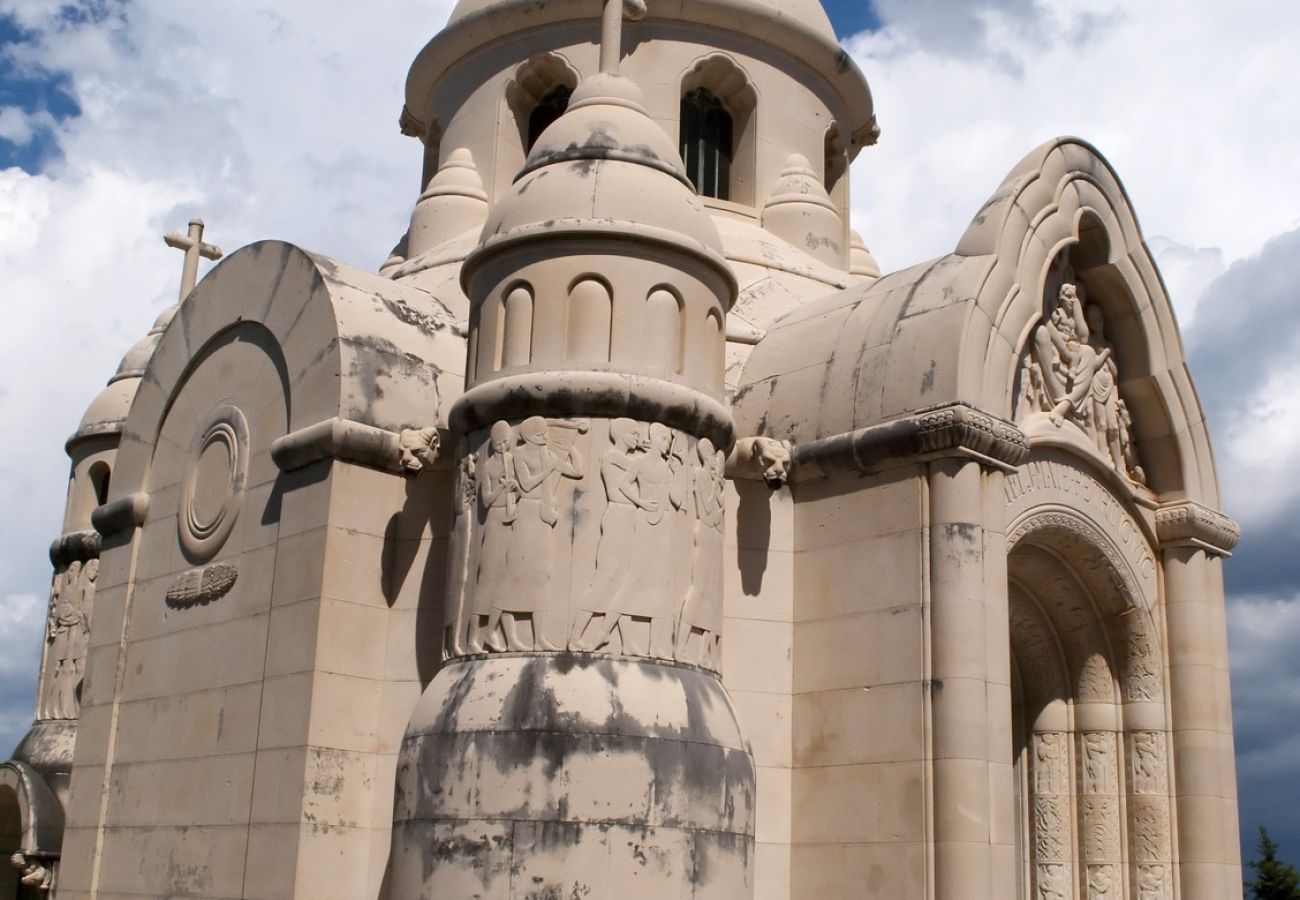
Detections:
1155,500,1240,556
792,402,1030,481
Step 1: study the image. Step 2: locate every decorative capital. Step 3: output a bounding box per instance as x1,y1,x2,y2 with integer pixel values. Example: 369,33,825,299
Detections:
914,403,1030,467
792,402,1029,481
1155,500,1240,556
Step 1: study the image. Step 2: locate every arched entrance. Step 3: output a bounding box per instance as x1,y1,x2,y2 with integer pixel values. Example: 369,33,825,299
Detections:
1005,454,1175,900
0,762,63,897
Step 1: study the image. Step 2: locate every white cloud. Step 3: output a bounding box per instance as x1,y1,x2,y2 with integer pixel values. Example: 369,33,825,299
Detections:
845,0,1300,275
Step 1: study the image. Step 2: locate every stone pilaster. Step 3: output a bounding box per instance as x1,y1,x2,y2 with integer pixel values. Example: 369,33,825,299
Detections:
1157,500,1242,900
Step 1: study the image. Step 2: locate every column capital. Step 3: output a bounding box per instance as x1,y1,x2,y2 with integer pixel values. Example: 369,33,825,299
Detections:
1155,500,1239,556
793,402,1030,480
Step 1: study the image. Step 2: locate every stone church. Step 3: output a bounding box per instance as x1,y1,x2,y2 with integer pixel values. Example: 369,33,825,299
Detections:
1,0,1244,898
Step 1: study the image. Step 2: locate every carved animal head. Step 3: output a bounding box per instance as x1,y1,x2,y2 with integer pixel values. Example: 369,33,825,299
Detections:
751,438,793,488
398,427,441,477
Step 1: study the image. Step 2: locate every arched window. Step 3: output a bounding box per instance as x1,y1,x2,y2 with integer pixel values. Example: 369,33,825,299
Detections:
679,55,757,205
527,85,572,150
89,461,111,507
507,53,580,160
680,89,733,200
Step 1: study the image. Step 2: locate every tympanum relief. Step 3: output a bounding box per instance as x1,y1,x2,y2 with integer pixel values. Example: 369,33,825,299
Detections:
1016,282,1146,485
447,416,728,670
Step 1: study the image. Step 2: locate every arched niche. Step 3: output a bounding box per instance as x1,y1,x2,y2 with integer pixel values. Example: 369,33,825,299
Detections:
680,54,758,206
504,52,579,166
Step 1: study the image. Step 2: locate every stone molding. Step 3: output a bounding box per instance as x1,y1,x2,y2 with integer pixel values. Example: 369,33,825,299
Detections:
270,417,447,476
792,402,1029,480
1154,500,1240,556
48,529,101,567
451,372,735,450
91,492,150,537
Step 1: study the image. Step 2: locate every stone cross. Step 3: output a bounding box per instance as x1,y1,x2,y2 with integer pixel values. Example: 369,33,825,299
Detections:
599,0,648,75
163,218,223,301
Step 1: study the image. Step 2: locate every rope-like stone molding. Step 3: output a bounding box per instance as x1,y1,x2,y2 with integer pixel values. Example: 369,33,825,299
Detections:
792,402,1030,480
1154,500,1240,556
271,417,445,476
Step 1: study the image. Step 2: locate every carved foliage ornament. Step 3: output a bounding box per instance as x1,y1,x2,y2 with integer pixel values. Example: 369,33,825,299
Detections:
1016,282,1147,485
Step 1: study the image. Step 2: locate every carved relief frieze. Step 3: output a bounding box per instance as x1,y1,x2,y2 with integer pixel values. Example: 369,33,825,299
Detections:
1129,731,1168,795
1081,731,1118,796
1015,282,1147,486
1086,864,1120,900
450,416,728,670
1136,863,1171,900
39,557,98,720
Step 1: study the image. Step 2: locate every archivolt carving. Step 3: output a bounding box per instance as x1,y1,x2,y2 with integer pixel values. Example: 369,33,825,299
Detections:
1008,508,1163,705
1086,864,1120,900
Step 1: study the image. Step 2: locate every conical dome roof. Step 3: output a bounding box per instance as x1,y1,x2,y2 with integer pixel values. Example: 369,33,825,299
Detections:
465,73,734,289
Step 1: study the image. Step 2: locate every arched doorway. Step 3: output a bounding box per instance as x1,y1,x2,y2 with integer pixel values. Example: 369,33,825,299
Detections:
1005,467,1175,900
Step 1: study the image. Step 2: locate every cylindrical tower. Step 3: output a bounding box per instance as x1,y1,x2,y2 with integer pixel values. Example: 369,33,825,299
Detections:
391,24,754,896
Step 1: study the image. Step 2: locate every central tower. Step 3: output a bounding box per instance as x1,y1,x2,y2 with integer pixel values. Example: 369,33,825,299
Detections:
391,2,755,895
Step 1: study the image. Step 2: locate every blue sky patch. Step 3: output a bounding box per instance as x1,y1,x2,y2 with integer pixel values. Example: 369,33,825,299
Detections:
823,0,883,38
0,14,81,173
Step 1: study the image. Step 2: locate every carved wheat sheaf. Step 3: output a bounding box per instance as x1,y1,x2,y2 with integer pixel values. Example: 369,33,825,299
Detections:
165,562,238,609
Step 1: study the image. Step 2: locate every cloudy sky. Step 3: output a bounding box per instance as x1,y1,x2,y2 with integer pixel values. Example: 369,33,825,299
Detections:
1,0,1297,868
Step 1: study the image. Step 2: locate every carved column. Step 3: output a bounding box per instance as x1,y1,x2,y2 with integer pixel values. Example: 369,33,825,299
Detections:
1126,728,1173,900
1029,730,1076,900
1078,727,1123,899
1156,501,1242,900
391,70,753,898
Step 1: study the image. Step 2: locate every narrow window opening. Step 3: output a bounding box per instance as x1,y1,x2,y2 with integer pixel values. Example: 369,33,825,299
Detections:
527,85,573,150
680,88,733,200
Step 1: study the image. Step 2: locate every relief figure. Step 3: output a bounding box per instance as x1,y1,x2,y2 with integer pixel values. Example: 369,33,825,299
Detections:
486,416,584,652
573,419,653,650
675,437,726,667
468,421,519,653
43,558,96,720
578,422,683,656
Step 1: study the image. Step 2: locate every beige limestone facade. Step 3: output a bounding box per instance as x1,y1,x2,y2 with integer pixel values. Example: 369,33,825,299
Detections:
1,1,1243,899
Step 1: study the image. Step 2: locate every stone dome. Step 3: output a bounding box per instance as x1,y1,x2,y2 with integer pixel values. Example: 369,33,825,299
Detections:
71,376,139,446
446,0,837,43
109,333,161,384
465,73,733,287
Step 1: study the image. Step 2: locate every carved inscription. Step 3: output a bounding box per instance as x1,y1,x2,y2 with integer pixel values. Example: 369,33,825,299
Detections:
1004,457,1155,587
